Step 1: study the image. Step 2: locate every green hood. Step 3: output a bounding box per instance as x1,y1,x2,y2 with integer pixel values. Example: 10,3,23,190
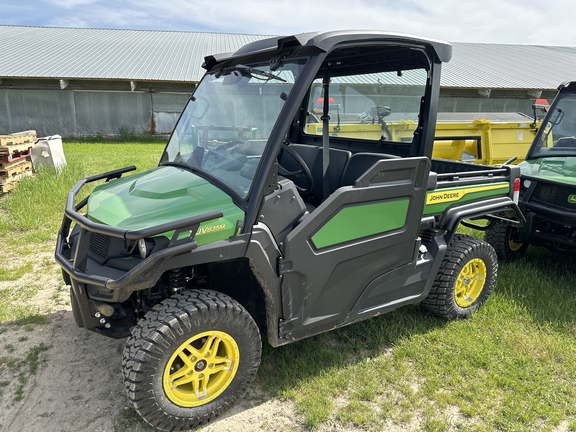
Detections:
87,166,244,245
520,157,576,186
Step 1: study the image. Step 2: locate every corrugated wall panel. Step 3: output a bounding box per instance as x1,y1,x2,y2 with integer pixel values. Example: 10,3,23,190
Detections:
74,91,153,135
0,89,77,136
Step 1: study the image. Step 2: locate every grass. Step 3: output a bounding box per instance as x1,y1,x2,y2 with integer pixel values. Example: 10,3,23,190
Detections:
257,246,576,431
0,140,575,430
0,141,163,237
0,281,43,323
0,263,33,281
0,341,51,402
113,407,155,432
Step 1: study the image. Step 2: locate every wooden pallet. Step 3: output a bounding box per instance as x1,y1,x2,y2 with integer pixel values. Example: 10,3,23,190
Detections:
0,168,34,187
0,159,32,181
0,172,34,193
0,142,34,155
0,181,18,193
0,133,36,147
0,147,32,164
0,155,30,170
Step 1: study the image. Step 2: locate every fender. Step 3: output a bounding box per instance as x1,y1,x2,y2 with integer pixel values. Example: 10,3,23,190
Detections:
437,196,526,242
244,224,284,347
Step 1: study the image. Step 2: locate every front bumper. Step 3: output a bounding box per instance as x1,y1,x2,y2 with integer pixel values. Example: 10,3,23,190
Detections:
519,204,576,250
54,166,224,336
518,179,576,250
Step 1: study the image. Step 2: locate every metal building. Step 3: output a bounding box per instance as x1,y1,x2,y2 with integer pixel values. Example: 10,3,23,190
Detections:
1,25,575,137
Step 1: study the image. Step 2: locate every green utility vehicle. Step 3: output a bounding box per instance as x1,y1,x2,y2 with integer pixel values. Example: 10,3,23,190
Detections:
55,31,524,430
485,82,576,259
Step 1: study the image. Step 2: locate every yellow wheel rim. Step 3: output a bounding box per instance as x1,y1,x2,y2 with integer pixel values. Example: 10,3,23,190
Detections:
455,258,487,307
163,330,239,407
508,230,524,252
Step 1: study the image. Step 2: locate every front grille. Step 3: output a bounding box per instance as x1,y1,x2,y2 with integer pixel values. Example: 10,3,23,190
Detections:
89,232,111,259
532,183,576,211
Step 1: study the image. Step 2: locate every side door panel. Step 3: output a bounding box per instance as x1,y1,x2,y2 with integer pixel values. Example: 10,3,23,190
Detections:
280,157,431,341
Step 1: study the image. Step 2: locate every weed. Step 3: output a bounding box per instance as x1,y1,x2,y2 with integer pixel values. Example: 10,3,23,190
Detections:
0,380,8,397
27,343,50,374
0,343,50,403
424,418,449,432
14,381,24,402
114,407,155,432
16,315,49,326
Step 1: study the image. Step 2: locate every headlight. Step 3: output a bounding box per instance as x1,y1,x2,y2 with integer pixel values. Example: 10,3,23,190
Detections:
138,238,153,259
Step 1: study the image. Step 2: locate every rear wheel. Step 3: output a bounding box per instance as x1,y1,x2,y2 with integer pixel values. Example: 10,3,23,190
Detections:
485,220,527,260
122,289,261,431
423,234,497,320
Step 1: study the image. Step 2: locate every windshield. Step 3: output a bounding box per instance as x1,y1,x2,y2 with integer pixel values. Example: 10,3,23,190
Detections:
161,60,306,198
530,92,576,158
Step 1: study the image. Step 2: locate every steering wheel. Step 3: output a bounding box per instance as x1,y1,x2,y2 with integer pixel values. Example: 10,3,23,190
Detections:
278,143,314,194
374,106,393,141
380,120,392,141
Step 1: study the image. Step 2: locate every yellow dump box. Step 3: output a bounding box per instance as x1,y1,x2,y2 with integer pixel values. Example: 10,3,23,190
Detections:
305,112,539,165
433,113,539,165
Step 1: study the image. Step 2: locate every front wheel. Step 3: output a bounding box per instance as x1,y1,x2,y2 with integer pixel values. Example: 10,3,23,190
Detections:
423,234,498,320
484,220,527,261
122,289,262,431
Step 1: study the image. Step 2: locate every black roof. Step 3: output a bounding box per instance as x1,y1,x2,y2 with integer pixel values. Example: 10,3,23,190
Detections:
203,30,452,70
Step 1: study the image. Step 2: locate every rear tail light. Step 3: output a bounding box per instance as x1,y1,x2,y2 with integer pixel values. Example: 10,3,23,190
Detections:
513,177,520,204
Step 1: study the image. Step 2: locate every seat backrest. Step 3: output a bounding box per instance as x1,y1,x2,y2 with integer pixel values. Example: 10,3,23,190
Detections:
325,148,351,196
280,144,351,199
340,152,399,187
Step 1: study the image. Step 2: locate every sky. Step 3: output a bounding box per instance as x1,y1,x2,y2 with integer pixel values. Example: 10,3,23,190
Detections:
3,0,576,45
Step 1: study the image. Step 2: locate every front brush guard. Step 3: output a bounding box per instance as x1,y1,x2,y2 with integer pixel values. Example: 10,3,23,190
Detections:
55,166,224,331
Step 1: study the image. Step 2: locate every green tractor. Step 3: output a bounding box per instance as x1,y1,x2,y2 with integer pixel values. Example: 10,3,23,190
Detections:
56,31,523,430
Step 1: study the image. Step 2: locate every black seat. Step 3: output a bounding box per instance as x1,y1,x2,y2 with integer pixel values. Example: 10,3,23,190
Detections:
279,144,351,199
554,137,576,148
340,152,399,187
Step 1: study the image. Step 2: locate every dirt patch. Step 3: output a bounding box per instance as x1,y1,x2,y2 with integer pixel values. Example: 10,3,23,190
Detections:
0,308,312,432
1,311,126,432
0,250,307,432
